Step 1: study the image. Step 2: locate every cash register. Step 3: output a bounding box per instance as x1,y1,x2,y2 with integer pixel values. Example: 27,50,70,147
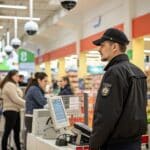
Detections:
72,122,91,145
43,96,70,139
42,96,91,146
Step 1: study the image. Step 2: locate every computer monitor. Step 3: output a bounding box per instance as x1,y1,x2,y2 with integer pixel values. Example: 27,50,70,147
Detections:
47,96,69,130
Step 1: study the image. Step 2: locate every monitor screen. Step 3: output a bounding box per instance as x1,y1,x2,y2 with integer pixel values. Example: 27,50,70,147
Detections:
48,96,69,130
52,99,67,123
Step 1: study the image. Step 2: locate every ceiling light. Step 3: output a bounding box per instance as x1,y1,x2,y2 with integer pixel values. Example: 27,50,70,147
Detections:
0,4,27,10
86,54,100,58
144,50,150,53
0,26,3,29
0,16,40,21
88,51,99,54
49,0,60,5
144,38,150,42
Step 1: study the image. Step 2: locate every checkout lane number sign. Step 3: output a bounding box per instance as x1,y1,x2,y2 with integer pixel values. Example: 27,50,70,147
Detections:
20,51,27,62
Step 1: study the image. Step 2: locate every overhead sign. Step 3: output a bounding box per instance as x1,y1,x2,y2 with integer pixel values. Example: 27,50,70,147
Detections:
0,59,10,71
18,48,35,72
18,48,34,63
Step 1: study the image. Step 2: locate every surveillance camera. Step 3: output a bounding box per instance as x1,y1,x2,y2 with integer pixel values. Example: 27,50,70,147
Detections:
24,21,39,36
11,38,21,49
5,45,13,56
59,0,78,10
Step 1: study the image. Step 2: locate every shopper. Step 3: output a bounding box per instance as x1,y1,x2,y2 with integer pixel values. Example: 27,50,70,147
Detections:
52,79,60,95
89,28,147,150
58,76,73,95
0,70,25,150
18,74,27,87
24,72,48,132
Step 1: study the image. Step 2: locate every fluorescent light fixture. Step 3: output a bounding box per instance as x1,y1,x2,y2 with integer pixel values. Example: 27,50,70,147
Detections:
0,26,3,29
88,51,99,54
0,4,27,10
86,55,100,58
0,16,40,21
144,50,150,53
49,0,60,5
144,38,150,42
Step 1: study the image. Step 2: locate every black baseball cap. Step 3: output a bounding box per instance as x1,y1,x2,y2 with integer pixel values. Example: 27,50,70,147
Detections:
93,28,129,46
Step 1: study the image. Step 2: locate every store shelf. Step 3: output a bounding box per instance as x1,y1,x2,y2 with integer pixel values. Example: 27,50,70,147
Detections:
84,74,103,96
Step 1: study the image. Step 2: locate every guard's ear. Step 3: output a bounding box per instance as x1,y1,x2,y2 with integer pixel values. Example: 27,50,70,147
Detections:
113,43,118,49
112,43,119,53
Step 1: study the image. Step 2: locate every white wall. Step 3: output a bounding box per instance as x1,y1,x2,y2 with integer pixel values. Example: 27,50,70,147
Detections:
82,0,124,38
32,0,150,56
36,25,77,55
135,0,150,17
38,0,125,54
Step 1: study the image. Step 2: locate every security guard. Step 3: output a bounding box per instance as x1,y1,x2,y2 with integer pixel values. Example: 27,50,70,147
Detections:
89,28,147,150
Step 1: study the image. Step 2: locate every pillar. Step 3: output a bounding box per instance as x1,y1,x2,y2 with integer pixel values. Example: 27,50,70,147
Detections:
123,0,135,60
78,52,87,78
35,64,40,72
132,37,144,70
58,57,66,78
45,61,51,82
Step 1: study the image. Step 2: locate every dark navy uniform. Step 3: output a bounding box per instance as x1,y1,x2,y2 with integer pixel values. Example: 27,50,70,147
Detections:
90,54,147,150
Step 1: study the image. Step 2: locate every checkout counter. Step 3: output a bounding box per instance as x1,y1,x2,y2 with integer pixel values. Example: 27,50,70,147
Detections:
27,133,73,150
27,96,91,150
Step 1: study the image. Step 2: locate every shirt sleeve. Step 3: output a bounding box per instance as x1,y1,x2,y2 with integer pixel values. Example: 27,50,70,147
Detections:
90,70,128,149
6,82,25,108
31,87,47,107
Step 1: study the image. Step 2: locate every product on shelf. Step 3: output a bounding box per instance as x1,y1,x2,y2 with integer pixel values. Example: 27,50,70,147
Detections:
84,74,103,97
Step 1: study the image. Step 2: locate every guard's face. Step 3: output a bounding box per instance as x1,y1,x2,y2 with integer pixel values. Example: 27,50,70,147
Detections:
98,41,115,61
38,77,48,91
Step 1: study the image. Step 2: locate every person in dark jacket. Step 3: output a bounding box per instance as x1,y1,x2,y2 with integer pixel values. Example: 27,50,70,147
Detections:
24,72,48,132
89,28,147,150
18,74,27,87
58,76,73,95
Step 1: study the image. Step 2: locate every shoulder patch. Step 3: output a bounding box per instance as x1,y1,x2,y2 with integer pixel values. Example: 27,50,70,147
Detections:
101,83,112,96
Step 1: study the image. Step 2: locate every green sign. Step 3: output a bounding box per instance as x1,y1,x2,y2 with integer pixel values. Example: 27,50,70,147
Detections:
127,49,133,60
18,48,35,63
0,59,10,71
147,109,150,124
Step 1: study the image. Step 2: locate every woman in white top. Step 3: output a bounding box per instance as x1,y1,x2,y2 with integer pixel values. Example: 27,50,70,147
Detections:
0,70,25,150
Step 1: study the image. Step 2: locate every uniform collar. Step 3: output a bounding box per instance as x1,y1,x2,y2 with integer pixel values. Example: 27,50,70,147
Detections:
104,54,129,71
